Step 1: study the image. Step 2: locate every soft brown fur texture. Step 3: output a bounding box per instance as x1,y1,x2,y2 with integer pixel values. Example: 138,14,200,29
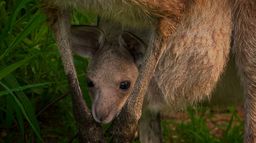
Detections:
43,0,185,28
232,0,256,142
44,0,256,142
154,0,232,109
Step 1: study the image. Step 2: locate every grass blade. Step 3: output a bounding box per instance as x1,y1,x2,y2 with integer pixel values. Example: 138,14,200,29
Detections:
0,81,43,142
0,11,45,60
0,82,51,96
0,0,32,42
0,57,31,80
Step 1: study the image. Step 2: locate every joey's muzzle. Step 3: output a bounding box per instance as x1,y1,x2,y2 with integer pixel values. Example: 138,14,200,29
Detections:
92,101,121,124
91,92,129,123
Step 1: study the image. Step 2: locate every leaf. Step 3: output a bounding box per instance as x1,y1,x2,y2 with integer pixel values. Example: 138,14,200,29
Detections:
0,0,33,42
0,57,31,80
0,11,45,60
0,82,51,96
0,81,43,142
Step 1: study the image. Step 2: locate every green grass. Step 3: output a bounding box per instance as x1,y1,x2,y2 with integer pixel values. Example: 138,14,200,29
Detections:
0,0,82,142
0,0,244,142
162,107,243,143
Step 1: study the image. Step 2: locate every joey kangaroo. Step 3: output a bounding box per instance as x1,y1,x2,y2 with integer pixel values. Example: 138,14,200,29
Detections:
70,24,236,142
44,0,256,142
43,1,184,140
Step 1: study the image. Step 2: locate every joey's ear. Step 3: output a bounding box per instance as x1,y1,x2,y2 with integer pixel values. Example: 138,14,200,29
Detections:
119,32,146,65
71,26,105,58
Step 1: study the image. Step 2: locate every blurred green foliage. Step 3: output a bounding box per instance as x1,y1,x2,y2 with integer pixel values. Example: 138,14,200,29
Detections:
161,107,243,143
0,0,95,142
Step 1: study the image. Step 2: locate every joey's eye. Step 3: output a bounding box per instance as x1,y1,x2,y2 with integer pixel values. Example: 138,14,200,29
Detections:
119,81,131,91
87,78,94,88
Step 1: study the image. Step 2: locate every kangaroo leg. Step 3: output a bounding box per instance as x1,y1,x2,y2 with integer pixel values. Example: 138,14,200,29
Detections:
233,1,256,143
44,8,104,142
139,109,162,143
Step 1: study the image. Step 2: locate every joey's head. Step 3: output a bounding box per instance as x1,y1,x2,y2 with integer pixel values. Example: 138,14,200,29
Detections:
71,26,145,123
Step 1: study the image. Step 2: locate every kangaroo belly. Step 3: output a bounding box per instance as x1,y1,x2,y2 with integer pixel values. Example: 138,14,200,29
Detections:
154,0,232,108
47,0,155,27
46,0,186,28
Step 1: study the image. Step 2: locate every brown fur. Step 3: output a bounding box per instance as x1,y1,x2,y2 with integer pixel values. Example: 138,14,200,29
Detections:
44,0,256,142
232,0,256,142
154,0,232,109
43,0,185,125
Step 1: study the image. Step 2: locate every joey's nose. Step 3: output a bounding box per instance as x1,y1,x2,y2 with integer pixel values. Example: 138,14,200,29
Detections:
92,107,112,123
96,113,107,122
